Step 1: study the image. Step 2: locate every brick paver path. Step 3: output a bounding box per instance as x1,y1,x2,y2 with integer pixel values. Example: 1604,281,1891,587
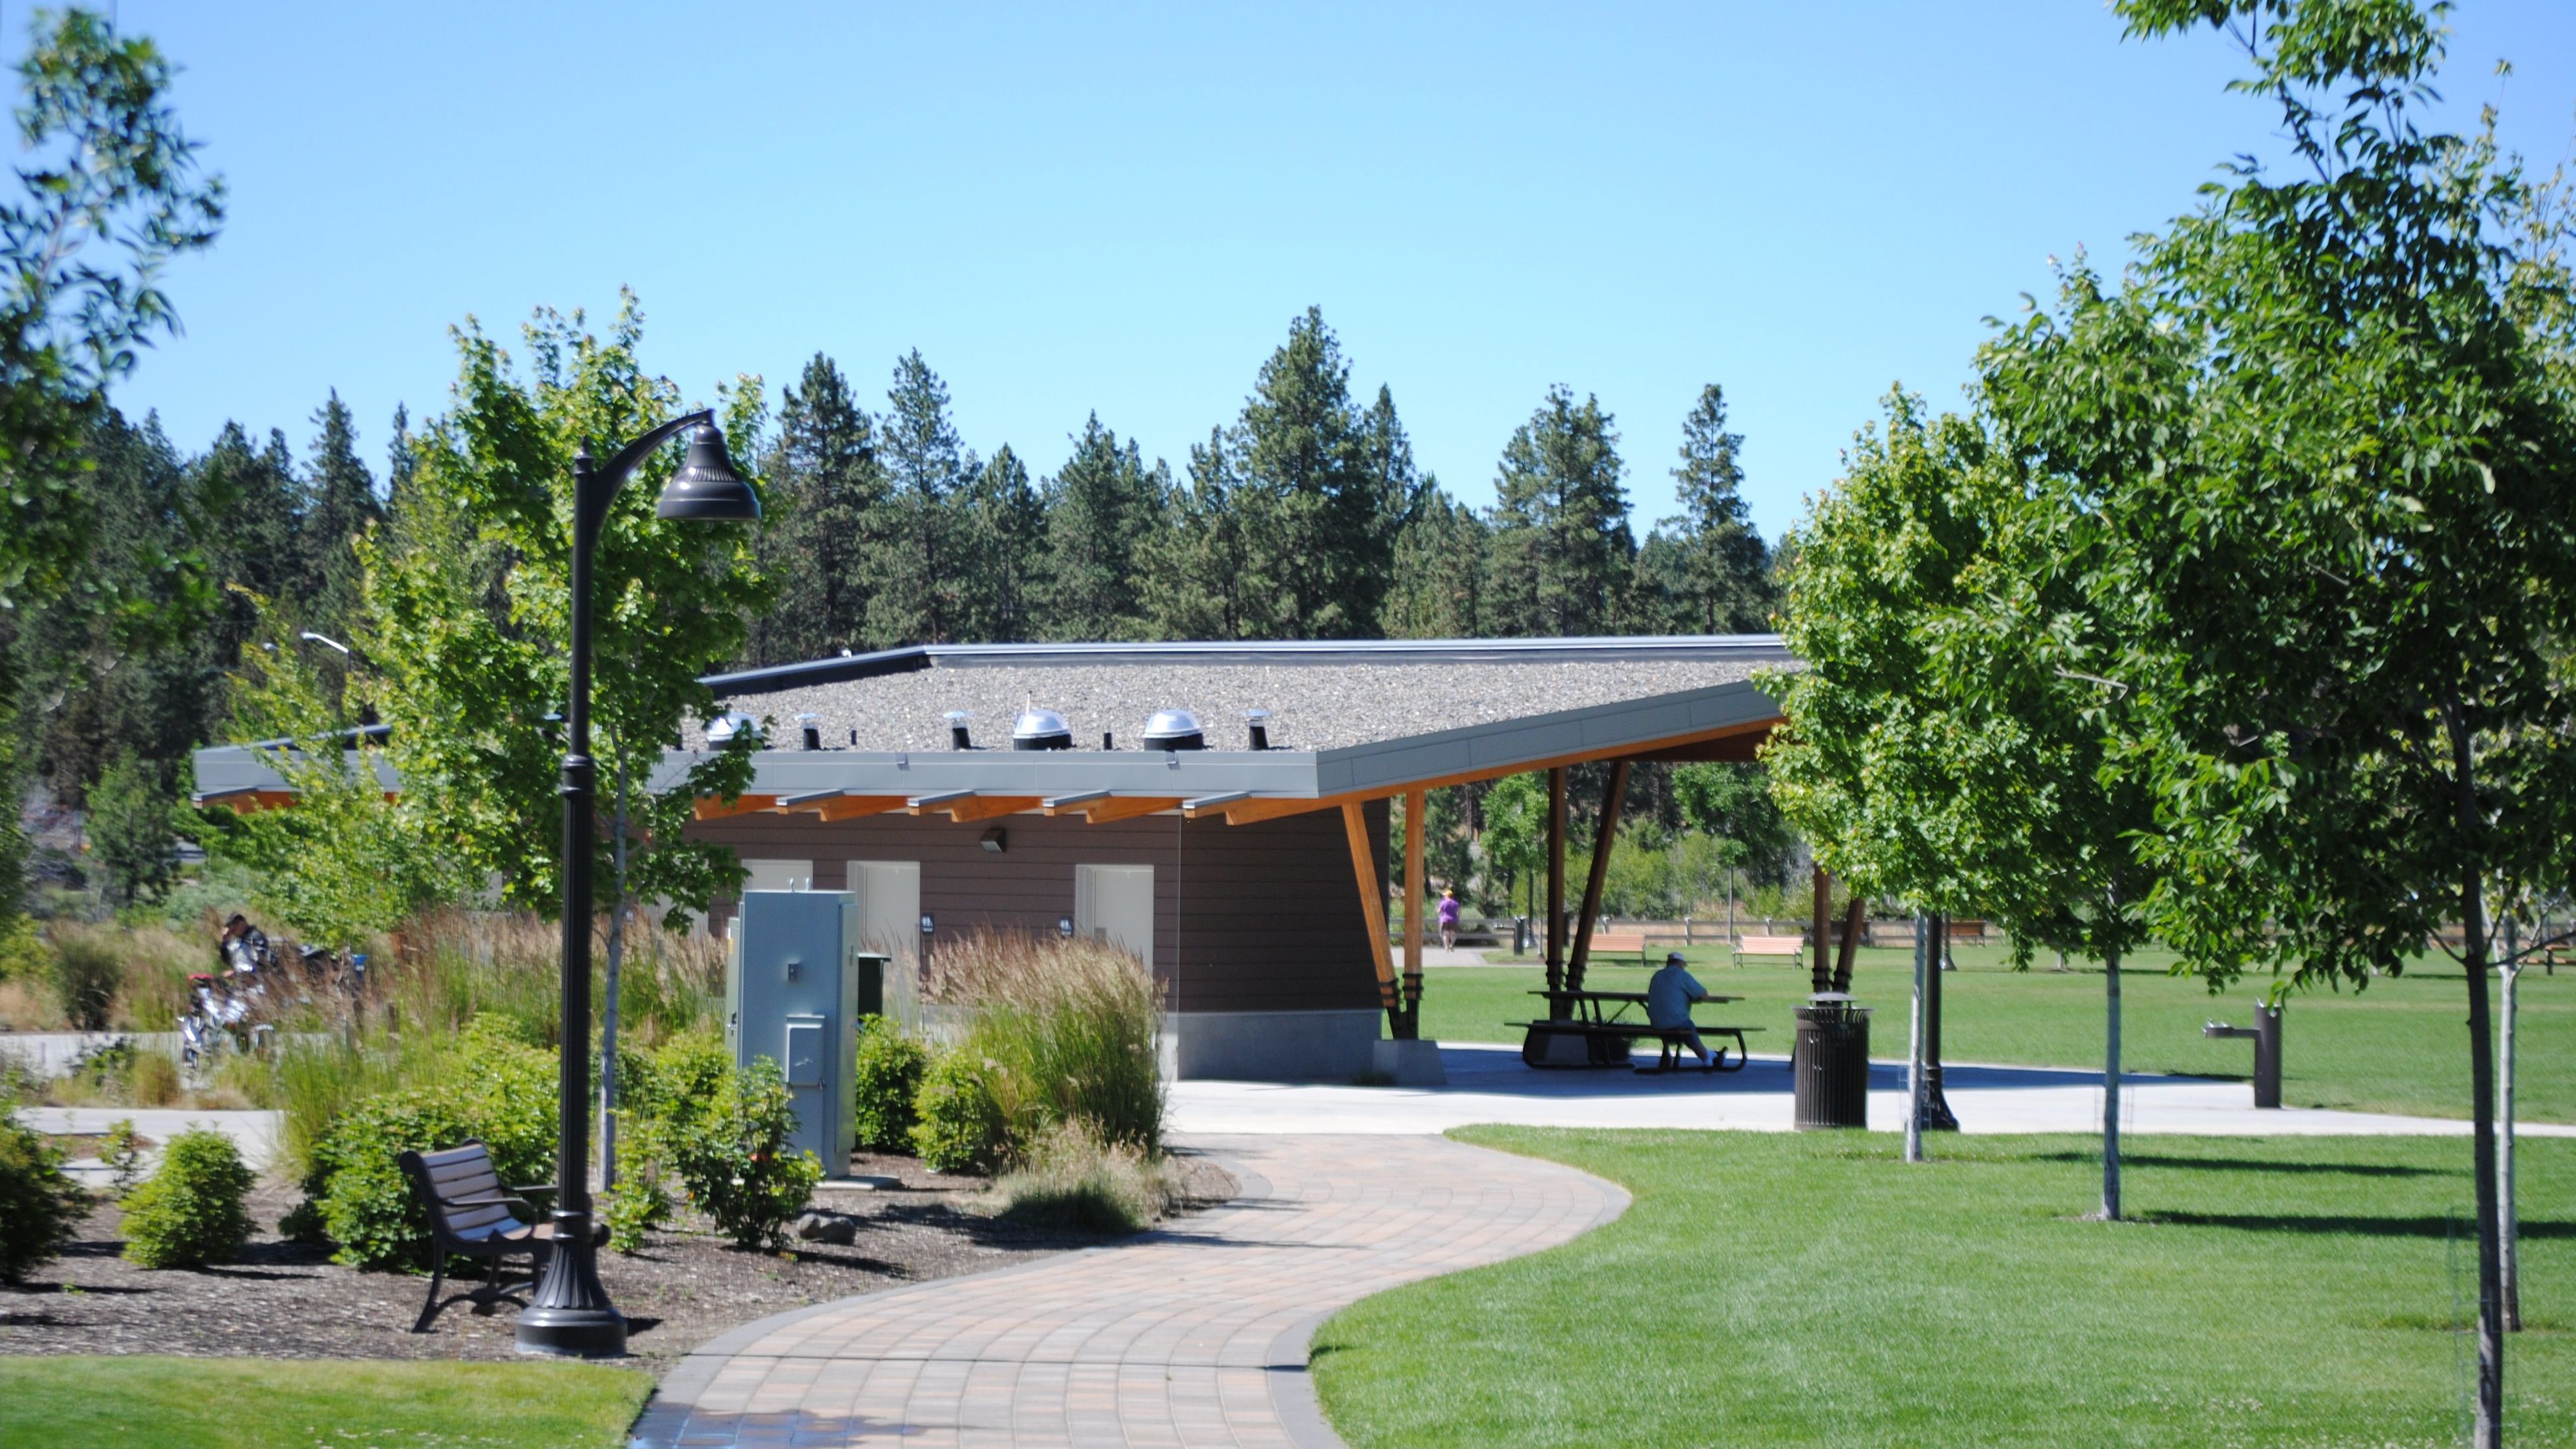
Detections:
630,1133,1626,1448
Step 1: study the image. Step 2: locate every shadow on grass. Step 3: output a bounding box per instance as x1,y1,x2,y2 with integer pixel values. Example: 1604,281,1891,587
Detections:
2141,1210,2576,1239
2032,1151,2454,1178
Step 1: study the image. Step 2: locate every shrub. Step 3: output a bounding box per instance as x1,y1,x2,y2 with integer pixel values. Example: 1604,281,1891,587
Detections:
663,1054,822,1249
985,1119,1184,1234
910,1048,1009,1175
601,1173,672,1255
52,933,120,1030
124,1048,182,1107
303,1021,555,1269
851,1015,925,1151
120,1127,255,1268
101,1119,144,1193
0,1117,82,1281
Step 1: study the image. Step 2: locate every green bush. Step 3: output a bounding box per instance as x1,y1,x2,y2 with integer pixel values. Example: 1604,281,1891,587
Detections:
0,1118,84,1280
601,1174,672,1255
51,933,121,1031
910,1048,1009,1175
920,933,1166,1167
102,1118,144,1193
303,1021,555,1269
663,1054,821,1249
851,1015,925,1151
985,1119,1184,1234
120,1127,255,1268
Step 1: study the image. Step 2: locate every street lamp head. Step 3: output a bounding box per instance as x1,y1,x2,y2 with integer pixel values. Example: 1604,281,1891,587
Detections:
654,424,762,522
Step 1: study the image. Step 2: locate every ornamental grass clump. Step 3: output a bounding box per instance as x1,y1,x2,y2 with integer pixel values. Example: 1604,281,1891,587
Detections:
120,1126,254,1269
984,1119,1186,1234
911,932,1166,1172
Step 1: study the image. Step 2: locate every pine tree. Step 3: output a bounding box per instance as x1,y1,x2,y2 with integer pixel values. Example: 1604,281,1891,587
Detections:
298,392,380,701
1636,384,1774,633
1486,387,1633,637
749,353,885,665
385,404,416,505
866,350,973,647
1383,486,1489,639
1143,428,1265,641
1042,414,1167,641
957,443,1047,642
1230,308,1403,638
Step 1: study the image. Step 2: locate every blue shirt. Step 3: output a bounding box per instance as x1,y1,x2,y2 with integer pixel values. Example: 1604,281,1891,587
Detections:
1646,964,1705,1027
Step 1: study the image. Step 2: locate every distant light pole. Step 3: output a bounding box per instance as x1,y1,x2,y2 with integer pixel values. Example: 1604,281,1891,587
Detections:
298,631,352,655
516,411,760,1358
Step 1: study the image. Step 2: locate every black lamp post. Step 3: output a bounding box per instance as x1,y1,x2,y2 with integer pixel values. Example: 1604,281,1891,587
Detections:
516,409,760,1357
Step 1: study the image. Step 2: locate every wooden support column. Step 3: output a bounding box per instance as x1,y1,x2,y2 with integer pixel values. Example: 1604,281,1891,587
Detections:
1810,864,1832,994
1402,787,1426,1037
1341,802,1400,1025
1545,767,1568,1000
1564,759,1631,997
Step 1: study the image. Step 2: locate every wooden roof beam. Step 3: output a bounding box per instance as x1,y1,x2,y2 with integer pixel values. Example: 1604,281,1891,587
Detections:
695,793,779,821
1074,796,1183,823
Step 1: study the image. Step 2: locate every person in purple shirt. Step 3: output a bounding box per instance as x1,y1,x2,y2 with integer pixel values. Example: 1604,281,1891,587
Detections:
1436,888,1462,950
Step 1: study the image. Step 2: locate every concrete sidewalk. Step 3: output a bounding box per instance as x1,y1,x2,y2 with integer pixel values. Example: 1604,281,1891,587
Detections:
1168,1042,2576,1138
631,1134,1625,1449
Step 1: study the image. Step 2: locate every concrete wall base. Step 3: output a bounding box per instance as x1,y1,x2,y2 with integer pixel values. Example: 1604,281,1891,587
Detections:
1160,1009,1382,1082
1372,1037,1448,1086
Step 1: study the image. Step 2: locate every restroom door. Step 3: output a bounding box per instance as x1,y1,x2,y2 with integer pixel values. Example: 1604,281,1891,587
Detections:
1074,865,1155,965
847,861,923,1023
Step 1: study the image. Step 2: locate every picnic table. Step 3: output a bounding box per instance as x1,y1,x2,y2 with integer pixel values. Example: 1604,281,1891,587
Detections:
1513,988,1763,1073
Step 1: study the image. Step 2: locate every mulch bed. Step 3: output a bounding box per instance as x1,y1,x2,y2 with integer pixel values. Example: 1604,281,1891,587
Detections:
0,1150,1237,1371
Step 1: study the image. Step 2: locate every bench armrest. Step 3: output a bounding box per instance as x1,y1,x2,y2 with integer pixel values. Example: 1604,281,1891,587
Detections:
509,1184,562,1198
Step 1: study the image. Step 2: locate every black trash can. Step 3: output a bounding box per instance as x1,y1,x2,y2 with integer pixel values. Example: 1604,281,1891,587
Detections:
1794,999,1871,1130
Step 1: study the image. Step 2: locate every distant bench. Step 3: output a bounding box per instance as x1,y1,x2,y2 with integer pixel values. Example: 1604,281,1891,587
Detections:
1732,933,1807,968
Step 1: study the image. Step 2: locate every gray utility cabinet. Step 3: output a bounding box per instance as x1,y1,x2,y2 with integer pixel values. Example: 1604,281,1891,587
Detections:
725,891,886,1176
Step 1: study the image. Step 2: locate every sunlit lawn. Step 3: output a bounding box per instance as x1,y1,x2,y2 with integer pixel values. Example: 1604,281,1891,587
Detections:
1314,1129,2576,1448
1416,942,2575,1122
0,1357,652,1449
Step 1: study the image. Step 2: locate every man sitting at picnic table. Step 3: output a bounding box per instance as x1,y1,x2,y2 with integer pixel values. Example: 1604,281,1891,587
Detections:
1647,951,1720,1069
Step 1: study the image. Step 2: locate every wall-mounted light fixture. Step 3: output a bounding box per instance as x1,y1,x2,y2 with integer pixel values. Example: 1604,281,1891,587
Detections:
980,827,1007,853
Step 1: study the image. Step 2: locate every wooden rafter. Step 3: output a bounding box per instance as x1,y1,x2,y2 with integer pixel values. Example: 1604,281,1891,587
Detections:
1341,802,1400,1017
694,794,780,822
1073,796,1182,823
913,795,1042,822
813,794,907,822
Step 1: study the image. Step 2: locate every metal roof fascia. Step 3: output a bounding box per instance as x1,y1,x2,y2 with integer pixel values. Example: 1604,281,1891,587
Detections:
669,748,1325,800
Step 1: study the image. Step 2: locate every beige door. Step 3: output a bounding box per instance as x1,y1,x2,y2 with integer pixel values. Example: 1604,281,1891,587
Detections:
1074,864,1154,965
846,860,923,1025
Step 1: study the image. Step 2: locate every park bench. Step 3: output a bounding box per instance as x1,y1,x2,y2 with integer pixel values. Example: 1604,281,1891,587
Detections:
1514,988,1763,1073
1732,933,1807,968
1583,931,1651,967
397,1141,603,1333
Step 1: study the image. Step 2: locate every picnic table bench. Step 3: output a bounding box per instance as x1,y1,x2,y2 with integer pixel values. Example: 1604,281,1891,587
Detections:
397,1140,605,1333
1514,989,1764,1073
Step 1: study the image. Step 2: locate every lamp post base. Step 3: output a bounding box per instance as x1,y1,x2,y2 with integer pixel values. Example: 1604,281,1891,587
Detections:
513,1211,625,1358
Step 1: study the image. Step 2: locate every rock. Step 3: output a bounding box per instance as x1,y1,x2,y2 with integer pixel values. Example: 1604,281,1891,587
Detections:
794,1210,860,1245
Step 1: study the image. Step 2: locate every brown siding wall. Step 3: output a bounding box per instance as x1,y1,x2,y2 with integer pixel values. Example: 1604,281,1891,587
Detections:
687,802,1388,1015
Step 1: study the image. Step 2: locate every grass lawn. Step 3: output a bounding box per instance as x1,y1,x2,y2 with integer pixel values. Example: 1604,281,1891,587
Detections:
1313,1129,2576,1448
1417,943,2576,1122
0,1356,653,1449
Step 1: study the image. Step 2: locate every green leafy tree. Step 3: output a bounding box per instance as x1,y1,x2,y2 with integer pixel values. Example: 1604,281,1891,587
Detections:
1765,391,2162,1213
1971,3,2576,1434
355,294,769,927
1486,386,1633,637
866,350,973,647
85,748,180,904
1478,772,1547,919
1637,384,1776,633
0,7,222,931
1042,414,1166,641
1672,761,1794,891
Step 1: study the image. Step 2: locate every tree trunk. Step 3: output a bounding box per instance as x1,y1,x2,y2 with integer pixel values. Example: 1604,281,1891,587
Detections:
2448,702,2505,1448
1905,911,1927,1164
2102,937,2122,1222
1830,895,1865,994
2501,914,2522,1333
1810,865,1831,995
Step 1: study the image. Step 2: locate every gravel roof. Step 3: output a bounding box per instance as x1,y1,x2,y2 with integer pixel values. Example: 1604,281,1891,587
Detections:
701,647,1785,754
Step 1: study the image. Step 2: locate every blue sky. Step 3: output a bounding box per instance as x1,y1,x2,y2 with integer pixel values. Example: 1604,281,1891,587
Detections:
69,1,2576,541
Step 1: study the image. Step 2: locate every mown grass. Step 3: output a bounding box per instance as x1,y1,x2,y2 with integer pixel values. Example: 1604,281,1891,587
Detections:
1313,1130,2576,1449
1416,943,2576,1122
0,1356,651,1448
